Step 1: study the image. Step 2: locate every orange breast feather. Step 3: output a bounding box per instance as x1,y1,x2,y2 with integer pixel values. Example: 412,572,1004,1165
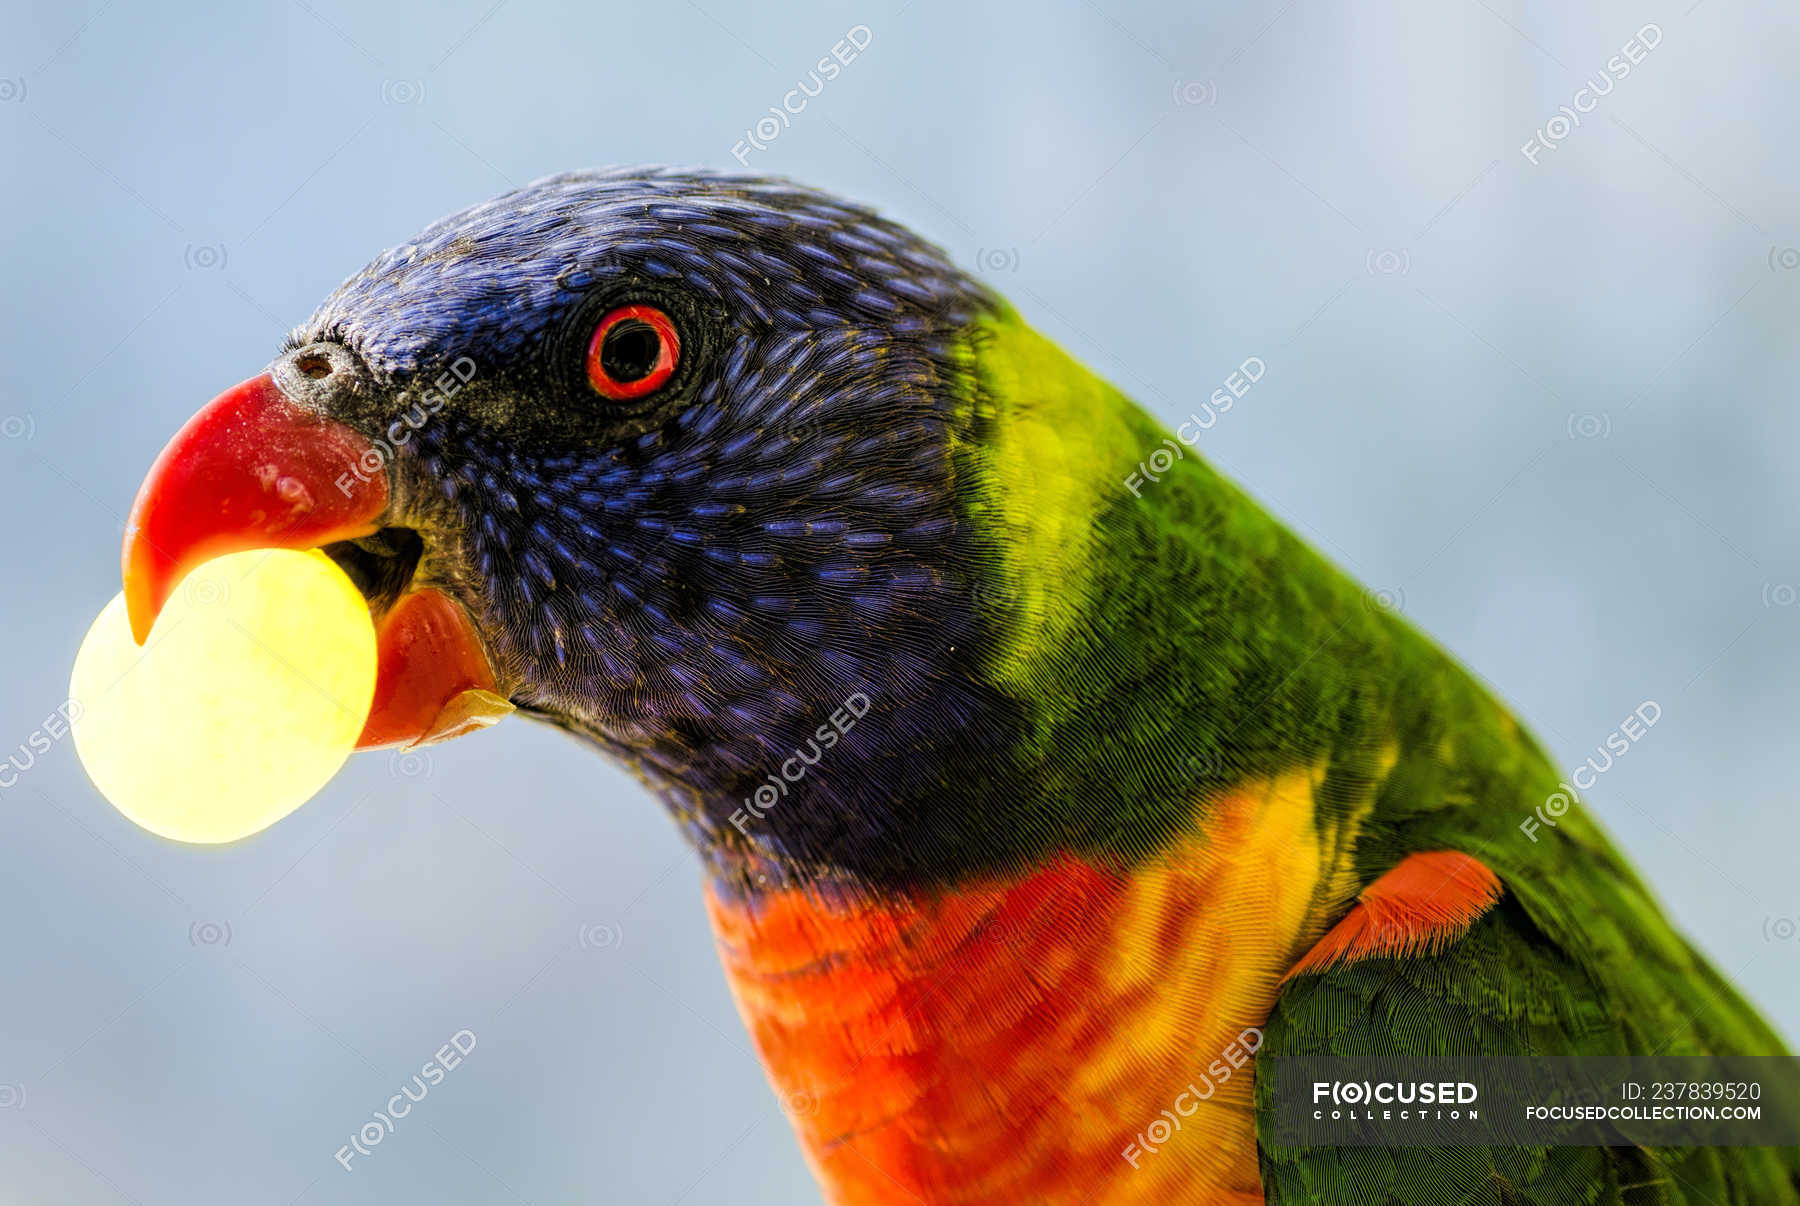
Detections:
706,767,1364,1206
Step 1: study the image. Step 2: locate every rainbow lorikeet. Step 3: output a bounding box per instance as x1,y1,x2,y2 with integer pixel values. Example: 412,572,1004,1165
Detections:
121,169,1794,1204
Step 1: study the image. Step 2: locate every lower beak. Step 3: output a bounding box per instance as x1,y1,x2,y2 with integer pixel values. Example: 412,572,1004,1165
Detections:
122,373,509,749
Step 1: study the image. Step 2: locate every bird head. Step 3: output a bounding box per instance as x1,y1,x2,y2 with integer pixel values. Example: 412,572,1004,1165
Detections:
122,168,1033,884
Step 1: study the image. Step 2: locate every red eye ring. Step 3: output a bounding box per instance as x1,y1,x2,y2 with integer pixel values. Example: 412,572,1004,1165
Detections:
585,304,680,401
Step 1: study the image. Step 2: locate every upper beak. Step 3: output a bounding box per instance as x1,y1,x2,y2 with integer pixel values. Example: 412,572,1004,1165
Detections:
122,372,511,748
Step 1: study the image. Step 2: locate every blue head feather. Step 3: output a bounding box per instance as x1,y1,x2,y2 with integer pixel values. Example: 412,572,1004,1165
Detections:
287,168,1023,888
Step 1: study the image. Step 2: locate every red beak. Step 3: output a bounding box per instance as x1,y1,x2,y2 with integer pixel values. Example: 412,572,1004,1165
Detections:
122,373,509,749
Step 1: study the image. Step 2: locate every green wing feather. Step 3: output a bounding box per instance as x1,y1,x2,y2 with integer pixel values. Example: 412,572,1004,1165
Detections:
1259,900,1799,1204
956,304,1798,1201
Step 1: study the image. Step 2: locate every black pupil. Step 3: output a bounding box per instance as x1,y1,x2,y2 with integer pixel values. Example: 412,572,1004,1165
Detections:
600,319,662,383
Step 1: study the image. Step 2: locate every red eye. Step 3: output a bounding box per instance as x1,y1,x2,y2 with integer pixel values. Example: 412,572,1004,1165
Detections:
586,304,680,400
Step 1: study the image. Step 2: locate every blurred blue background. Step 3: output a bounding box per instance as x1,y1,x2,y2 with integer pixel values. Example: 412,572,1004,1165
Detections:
2,1,1797,1201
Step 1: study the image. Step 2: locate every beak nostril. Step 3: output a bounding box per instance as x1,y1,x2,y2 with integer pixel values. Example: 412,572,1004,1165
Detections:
294,353,333,379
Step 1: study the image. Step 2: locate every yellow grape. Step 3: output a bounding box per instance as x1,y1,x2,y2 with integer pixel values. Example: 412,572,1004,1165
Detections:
70,549,377,844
